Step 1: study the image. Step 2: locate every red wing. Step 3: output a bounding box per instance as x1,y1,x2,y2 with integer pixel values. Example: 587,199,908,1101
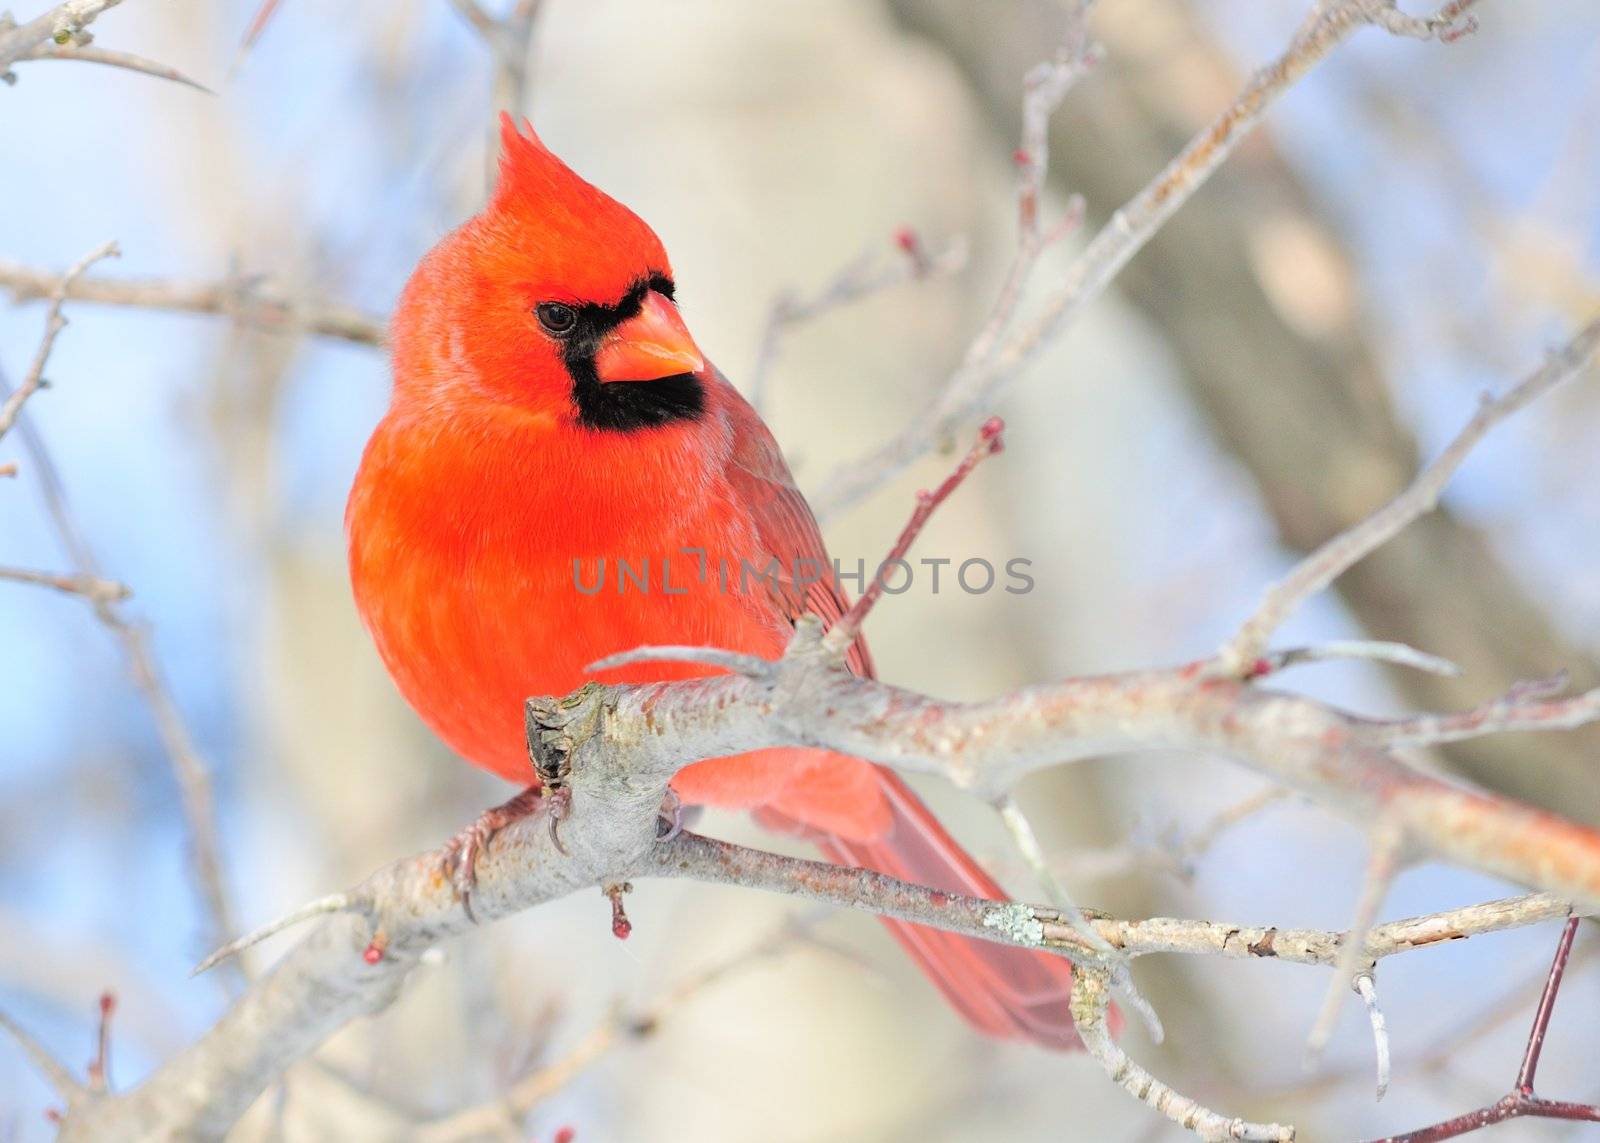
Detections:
714,374,873,678
713,374,1087,1051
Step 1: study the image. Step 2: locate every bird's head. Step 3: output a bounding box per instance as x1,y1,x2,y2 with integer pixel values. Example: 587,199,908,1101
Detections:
391,114,706,432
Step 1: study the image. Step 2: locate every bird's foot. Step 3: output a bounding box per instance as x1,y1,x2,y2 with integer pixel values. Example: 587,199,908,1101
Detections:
441,785,545,922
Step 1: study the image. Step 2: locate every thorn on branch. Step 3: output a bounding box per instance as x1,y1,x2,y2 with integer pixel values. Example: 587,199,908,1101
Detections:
192,893,354,977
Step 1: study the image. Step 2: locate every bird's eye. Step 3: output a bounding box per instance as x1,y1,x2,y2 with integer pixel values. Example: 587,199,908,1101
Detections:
535,302,578,336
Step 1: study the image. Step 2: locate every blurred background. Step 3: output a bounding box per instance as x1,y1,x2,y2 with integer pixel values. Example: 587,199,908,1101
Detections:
2,1,1598,1139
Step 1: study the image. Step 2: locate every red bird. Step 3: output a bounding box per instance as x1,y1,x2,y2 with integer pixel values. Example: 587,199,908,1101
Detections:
347,115,1080,1049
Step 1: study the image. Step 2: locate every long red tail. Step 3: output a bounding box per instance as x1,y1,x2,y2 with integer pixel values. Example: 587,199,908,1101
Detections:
771,770,1091,1051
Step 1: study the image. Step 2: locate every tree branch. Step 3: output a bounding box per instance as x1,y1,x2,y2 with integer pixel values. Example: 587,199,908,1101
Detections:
0,241,119,446
0,258,386,346
0,0,122,76
811,0,1467,519
1219,313,1600,674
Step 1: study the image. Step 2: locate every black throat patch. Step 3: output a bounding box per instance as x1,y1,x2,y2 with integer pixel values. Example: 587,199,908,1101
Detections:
561,276,705,433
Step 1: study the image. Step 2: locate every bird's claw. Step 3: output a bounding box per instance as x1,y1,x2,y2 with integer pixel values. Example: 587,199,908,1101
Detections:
440,785,544,922
546,785,573,856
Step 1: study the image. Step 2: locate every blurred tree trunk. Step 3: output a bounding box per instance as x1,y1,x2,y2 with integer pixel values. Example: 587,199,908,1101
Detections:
888,0,1600,822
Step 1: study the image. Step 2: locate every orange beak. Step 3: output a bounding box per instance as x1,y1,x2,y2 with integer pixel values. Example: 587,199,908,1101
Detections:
593,290,705,383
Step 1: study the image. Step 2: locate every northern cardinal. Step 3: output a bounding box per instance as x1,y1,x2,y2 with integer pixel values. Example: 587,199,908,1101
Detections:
347,115,1081,1049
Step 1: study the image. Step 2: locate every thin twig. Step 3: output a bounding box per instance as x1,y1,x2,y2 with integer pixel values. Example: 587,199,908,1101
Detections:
0,258,386,346
1363,917,1598,1141
192,894,355,977
0,359,244,985
0,241,119,444
17,42,211,91
824,416,1005,649
1307,819,1405,1063
0,0,122,75
1219,313,1600,674
1071,967,1295,1142
449,0,544,194
1257,640,1463,679
413,915,818,1143
1359,675,1600,747
994,794,1163,1040
813,0,1450,519
747,236,966,415
0,565,129,604
0,1006,83,1100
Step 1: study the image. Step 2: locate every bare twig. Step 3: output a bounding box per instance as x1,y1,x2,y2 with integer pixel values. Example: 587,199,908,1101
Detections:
813,0,1463,519
0,0,122,75
15,42,211,91
747,236,967,415
1219,313,1600,674
1053,787,1294,884
450,0,544,193
0,359,243,985
0,565,129,604
1353,973,1391,1101
1359,674,1600,747
1364,917,1599,1141
192,894,355,978
0,1006,84,1100
0,241,118,444
1307,819,1405,1063
1071,967,1295,1142
1258,641,1463,679
994,794,1163,1040
412,916,817,1143
824,416,1005,649
0,258,386,346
